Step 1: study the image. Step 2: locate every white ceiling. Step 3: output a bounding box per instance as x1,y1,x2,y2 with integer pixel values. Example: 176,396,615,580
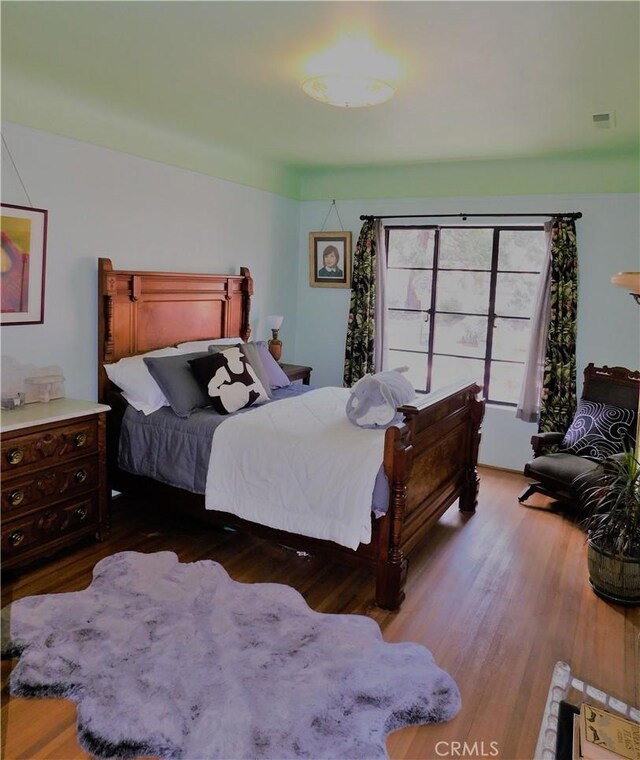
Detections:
1,1,638,171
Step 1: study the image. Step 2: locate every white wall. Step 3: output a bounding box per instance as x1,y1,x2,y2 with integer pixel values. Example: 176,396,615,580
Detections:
295,194,640,470
1,123,300,402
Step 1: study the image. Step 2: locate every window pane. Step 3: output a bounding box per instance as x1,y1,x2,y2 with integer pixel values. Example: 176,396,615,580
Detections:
387,269,432,310
436,271,491,314
434,313,487,358
495,273,540,317
488,361,525,404
388,349,428,392
431,355,484,391
387,310,430,352
499,230,546,271
492,318,532,361
387,229,435,268
439,228,493,269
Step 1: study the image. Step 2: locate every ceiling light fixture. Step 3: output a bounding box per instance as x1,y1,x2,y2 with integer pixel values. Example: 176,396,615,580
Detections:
301,32,400,109
302,75,395,108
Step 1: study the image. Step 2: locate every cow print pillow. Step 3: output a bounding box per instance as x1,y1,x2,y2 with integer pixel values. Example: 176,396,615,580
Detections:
559,399,636,460
188,346,269,414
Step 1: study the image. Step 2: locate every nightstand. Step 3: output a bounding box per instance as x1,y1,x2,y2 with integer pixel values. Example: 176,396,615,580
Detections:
1,398,110,570
280,363,313,385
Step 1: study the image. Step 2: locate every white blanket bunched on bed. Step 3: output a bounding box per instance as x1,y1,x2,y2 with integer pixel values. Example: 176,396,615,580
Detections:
205,387,387,550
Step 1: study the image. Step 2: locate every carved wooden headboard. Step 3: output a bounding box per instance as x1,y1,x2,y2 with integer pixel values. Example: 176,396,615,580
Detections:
97,257,253,404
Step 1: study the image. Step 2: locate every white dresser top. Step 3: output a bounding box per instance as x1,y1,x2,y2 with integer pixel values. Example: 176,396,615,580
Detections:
0,398,110,433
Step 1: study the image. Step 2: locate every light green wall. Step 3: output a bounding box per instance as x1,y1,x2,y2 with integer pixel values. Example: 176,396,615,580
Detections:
298,149,640,201
295,193,640,471
2,71,302,200
3,69,639,201
0,122,301,403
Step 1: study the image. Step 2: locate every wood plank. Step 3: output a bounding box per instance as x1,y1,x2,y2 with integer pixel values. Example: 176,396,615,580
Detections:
1,467,638,759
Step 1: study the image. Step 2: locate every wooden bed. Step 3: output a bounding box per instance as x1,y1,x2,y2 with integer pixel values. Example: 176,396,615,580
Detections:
98,257,484,609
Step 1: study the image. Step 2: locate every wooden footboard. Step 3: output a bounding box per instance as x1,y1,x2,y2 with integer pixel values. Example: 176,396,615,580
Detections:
374,380,484,609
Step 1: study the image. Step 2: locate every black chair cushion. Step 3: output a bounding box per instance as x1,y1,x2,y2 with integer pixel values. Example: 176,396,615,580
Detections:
525,452,599,486
559,400,636,460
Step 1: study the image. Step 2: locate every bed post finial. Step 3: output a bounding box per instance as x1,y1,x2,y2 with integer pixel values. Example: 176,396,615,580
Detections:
98,258,116,363
240,267,253,342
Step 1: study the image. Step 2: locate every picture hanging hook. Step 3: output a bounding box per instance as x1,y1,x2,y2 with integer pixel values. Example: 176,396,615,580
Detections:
320,199,345,232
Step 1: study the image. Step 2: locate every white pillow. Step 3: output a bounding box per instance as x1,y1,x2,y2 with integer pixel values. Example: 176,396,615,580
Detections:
176,338,243,352
104,347,181,414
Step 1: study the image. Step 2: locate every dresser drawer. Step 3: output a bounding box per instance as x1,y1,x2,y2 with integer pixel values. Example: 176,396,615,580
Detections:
1,455,99,515
1,417,98,475
2,495,99,561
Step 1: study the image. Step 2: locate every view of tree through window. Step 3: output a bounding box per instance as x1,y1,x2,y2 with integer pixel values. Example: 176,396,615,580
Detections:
386,226,547,405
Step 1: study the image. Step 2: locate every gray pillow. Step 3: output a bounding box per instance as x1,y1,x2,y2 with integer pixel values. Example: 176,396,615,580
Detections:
255,342,291,389
143,351,212,417
238,343,272,399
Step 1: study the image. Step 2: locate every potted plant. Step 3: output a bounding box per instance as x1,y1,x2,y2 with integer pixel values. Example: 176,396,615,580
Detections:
580,450,640,605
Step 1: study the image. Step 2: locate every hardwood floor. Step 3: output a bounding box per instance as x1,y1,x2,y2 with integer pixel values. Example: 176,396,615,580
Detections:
2,466,638,760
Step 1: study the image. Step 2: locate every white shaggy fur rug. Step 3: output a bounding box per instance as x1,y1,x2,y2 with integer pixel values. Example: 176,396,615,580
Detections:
2,551,461,759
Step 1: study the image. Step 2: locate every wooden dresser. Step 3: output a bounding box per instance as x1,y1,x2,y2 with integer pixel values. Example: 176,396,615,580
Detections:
1,399,110,570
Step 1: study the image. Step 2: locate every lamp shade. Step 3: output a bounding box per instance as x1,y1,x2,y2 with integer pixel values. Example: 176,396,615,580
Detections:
267,315,284,330
611,272,640,294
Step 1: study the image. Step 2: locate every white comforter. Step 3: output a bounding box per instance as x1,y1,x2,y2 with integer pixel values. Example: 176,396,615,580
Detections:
205,387,387,550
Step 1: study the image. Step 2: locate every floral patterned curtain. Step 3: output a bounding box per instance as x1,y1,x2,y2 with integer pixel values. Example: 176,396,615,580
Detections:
343,218,377,387
537,218,578,433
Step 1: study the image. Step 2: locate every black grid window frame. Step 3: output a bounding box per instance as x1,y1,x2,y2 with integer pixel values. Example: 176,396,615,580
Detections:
385,224,545,405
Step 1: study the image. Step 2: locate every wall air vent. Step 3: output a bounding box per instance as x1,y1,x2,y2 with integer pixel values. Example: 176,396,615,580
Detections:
592,111,615,128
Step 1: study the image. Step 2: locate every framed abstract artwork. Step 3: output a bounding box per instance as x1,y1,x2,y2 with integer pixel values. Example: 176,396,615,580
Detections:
1,203,48,325
309,231,352,288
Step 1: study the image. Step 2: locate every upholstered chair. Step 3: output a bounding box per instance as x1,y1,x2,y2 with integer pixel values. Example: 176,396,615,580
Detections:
519,364,640,509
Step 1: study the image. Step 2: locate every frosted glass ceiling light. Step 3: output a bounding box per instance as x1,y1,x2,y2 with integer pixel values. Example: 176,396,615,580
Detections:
302,75,395,108
302,32,400,108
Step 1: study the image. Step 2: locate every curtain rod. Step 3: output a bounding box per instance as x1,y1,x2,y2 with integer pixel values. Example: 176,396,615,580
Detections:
359,212,582,221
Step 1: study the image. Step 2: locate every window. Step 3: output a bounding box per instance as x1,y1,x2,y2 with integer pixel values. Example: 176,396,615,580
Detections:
386,225,547,405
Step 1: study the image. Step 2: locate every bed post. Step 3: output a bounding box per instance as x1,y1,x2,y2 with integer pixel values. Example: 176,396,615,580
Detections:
459,387,484,513
376,426,412,609
98,258,115,404
240,267,253,343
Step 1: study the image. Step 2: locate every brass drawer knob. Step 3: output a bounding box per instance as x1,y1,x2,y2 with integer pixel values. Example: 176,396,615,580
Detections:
73,432,87,448
8,530,25,547
74,469,88,484
7,447,24,466
75,506,87,521
9,489,25,507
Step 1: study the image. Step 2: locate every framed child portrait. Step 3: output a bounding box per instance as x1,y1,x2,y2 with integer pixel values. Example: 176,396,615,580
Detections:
309,231,352,289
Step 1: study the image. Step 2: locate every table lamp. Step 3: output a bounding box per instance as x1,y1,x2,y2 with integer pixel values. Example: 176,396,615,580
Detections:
267,315,284,361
